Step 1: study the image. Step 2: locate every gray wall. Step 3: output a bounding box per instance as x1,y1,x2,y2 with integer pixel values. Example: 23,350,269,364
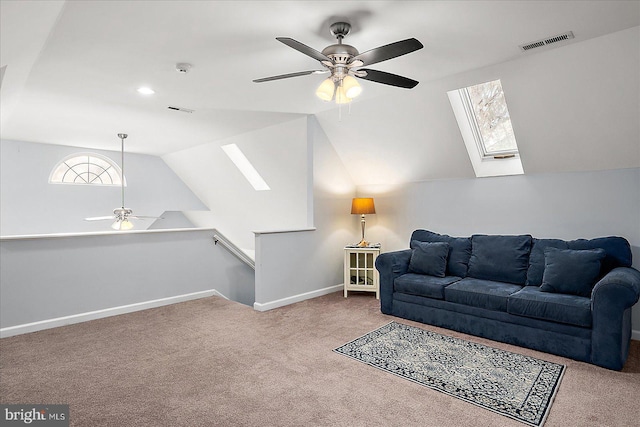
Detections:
0,139,207,236
0,229,254,329
359,167,640,331
254,116,356,307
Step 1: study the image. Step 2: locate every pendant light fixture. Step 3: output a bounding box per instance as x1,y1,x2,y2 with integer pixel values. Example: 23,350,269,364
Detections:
315,78,335,101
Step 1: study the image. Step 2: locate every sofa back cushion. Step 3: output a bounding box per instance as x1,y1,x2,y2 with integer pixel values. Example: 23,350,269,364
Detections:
567,236,632,275
467,234,532,285
410,230,471,277
526,238,569,286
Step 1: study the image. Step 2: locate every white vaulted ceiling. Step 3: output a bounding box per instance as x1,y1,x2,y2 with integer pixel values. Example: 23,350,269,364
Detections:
1,1,639,185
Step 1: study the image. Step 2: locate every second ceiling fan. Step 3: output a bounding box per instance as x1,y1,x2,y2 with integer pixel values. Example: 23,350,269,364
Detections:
253,22,423,103
84,133,161,230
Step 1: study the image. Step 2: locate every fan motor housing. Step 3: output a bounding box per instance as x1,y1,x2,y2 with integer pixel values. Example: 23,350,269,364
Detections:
114,207,133,217
322,44,359,64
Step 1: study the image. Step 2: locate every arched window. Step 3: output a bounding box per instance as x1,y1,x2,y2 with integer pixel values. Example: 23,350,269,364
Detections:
49,153,125,186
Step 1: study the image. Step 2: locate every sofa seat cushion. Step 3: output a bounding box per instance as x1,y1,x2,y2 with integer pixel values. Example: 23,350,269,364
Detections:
467,234,532,285
508,286,592,328
395,274,462,300
444,278,522,312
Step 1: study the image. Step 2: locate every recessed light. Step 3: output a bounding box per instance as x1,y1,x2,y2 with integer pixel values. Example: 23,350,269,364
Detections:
137,87,155,95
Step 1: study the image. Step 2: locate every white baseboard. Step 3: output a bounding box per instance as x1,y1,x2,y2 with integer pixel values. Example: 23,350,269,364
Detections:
0,289,221,338
632,330,640,341
253,284,343,312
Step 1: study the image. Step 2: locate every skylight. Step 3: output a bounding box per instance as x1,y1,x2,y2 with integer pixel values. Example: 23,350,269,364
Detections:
466,80,519,158
448,79,524,178
221,144,270,191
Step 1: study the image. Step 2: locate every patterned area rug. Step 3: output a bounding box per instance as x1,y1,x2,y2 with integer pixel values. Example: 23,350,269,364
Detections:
334,322,565,426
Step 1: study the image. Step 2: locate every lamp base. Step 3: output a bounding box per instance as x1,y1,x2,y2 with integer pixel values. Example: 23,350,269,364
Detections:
355,239,370,247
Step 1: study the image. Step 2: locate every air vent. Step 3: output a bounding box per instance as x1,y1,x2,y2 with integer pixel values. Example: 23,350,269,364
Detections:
519,31,574,52
167,106,194,113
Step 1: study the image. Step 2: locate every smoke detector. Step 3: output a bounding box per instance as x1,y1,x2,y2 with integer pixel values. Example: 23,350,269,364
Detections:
176,63,192,73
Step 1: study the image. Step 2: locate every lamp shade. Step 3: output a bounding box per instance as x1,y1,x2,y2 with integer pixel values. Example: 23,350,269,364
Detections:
351,198,376,215
342,75,362,99
315,78,335,101
112,219,133,231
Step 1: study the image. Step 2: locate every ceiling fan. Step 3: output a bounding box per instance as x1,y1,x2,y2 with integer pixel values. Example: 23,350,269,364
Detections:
253,22,423,103
85,133,161,230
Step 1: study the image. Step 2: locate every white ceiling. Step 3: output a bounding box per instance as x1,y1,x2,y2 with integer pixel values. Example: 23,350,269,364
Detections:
1,0,638,163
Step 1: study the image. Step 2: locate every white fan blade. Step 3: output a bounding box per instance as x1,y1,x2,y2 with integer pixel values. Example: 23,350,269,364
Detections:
85,216,116,221
129,215,163,220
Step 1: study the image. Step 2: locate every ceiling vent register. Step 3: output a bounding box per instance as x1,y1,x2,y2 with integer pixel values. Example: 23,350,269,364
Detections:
519,31,574,51
167,106,194,113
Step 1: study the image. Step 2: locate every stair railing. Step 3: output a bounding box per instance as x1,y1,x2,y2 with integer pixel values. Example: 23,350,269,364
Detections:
212,229,255,270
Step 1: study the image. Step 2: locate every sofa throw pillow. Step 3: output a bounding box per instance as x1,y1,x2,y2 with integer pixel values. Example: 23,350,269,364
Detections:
526,238,569,286
410,230,471,277
408,241,450,278
467,234,532,285
540,247,606,297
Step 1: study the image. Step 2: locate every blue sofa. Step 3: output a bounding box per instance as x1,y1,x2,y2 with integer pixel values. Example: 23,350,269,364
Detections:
375,230,640,370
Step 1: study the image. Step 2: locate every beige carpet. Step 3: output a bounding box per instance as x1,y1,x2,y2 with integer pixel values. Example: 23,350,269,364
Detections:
1,292,639,426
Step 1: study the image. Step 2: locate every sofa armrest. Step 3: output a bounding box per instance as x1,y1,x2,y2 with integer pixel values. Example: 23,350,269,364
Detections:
375,249,412,314
591,267,640,370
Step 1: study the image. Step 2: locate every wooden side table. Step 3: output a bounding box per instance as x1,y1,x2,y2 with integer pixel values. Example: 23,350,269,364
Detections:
344,246,380,299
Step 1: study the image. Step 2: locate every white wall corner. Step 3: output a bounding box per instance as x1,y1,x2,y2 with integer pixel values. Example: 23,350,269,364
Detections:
632,329,640,341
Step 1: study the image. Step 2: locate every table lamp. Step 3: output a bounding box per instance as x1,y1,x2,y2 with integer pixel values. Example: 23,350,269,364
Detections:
351,197,376,247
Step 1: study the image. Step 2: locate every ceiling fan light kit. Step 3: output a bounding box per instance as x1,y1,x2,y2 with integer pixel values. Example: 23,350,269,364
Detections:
254,21,423,107
110,207,133,230
112,218,133,231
